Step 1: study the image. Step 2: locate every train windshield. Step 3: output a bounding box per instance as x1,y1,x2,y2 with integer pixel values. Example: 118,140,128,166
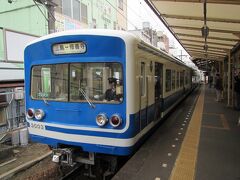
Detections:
31,63,123,104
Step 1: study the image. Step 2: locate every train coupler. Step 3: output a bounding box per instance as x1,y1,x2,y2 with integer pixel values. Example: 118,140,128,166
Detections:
52,148,95,166
52,148,75,166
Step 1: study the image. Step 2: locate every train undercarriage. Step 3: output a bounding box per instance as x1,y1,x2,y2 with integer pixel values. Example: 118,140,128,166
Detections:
52,147,123,179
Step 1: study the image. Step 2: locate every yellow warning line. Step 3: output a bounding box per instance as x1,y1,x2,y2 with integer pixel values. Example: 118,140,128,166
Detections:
170,87,205,180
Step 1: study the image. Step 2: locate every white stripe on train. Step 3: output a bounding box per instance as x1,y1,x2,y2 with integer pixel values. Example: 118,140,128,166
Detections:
28,119,159,147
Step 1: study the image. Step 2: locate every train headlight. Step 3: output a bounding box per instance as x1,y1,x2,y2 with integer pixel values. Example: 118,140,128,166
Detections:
26,108,35,119
96,113,108,127
34,109,45,120
110,114,122,128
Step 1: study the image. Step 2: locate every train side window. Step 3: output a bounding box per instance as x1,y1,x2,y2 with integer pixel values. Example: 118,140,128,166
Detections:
165,69,172,92
177,71,180,88
180,71,184,87
155,62,162,99
185,71,188,85
172,70,176,90
140,62,146,96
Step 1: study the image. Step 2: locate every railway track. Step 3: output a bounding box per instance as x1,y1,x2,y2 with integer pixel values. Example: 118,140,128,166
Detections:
61,164,84,180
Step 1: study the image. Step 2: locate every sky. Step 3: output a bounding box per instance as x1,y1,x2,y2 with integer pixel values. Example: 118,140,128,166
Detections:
127,0,195,66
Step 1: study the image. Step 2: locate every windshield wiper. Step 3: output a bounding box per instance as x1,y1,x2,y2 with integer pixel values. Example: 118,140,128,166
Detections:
38,91,49,105
78,88,95,109
42,97,49,105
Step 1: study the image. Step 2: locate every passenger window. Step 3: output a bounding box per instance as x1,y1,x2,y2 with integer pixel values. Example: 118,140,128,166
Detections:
185,71,188,85
180,71,184,87
166,69,172,92
177,72,180,88
172,70,176,90
140,62,146,96
155,62,162,99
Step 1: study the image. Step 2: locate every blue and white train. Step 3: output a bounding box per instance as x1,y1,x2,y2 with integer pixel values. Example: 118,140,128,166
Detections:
24,29,194,171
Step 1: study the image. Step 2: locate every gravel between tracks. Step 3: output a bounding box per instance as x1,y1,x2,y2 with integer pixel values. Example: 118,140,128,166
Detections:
0,143,62,180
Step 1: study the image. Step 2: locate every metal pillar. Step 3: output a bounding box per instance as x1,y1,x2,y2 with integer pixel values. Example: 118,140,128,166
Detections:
47,0,56,34
231,55,236,107
227,50,231,107
218,61,221,74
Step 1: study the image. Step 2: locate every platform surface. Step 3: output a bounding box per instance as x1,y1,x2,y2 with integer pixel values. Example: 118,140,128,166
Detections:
113,86,240,180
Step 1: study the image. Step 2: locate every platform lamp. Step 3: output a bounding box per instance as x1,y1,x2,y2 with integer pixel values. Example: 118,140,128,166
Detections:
201,25,209,38
203,44,208,51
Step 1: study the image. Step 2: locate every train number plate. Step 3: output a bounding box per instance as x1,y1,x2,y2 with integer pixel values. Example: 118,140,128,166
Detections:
29,122,45,130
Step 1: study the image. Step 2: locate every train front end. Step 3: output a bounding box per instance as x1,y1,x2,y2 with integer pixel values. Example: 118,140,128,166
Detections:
24,30,135,165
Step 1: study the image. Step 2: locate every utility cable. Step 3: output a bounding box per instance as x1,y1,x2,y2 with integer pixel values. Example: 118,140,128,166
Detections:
105,0,139,30
139,0,161,29
122,0,145,24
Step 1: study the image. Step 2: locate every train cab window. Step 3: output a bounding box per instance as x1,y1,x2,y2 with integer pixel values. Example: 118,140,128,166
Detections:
165,69,172,92
70,63,123,104
31,64,68,101
31,63,123,104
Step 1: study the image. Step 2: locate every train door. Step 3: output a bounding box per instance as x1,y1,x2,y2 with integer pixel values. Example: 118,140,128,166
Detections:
154,62,163,121
139,62,148,130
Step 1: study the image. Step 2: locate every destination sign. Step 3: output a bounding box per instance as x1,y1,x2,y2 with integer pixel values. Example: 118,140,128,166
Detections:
52,42,86,55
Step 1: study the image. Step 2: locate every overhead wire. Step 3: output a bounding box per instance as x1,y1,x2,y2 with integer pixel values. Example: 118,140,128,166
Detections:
137,0,189,59
105,0,139,30
138,0,162,29
122,0,149,29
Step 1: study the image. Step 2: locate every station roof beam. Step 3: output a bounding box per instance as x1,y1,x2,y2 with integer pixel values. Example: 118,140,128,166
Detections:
145,0,240,71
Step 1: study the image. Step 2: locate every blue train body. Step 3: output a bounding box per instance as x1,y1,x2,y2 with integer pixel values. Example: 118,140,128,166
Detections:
24,30,194,165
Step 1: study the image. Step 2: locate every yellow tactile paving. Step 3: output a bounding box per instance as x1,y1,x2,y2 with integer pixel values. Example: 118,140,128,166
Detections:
170,87,205,180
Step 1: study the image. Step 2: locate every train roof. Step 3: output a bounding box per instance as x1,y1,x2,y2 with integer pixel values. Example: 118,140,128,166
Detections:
138,40,190,69
26,29,191,70
26,29,139,47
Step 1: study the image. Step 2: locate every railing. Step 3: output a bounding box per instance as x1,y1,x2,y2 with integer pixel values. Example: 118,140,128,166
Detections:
0,90,26,144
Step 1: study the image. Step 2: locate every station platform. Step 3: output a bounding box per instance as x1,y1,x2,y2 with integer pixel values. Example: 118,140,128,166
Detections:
113,85,240,180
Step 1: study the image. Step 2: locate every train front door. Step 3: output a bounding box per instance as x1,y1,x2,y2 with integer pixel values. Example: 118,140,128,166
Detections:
154,62,163,121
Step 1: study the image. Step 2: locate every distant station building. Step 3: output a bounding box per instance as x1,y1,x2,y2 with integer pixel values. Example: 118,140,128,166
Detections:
54,0,127,32
129,22,170,53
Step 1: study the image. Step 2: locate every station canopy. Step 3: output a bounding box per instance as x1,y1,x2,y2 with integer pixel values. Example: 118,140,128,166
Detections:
145,0,240,71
